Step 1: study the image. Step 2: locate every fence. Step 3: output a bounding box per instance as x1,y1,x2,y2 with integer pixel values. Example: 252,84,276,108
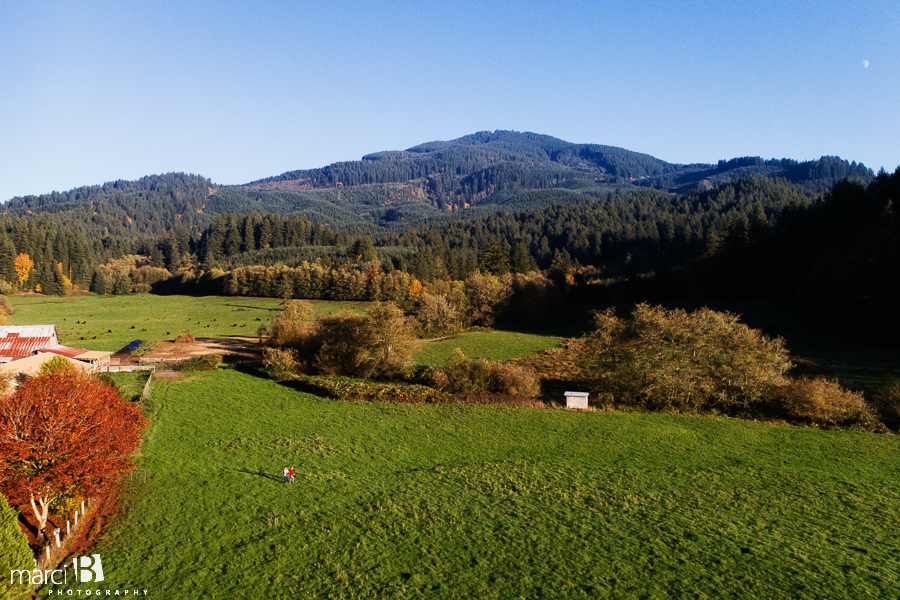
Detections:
37,498,92,569
138,356,191,364
129,469,148,484
37,465,149,569
141,371,154,398
107,365,156,372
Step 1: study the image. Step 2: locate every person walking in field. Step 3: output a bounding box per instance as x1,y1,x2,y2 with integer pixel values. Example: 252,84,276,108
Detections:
283,466,289,484
289,467,295,483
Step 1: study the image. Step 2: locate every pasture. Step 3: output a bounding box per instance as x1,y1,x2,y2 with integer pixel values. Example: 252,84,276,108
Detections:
46,368,900,598
6,295,368,353
416,330,561,367
7,294,562,366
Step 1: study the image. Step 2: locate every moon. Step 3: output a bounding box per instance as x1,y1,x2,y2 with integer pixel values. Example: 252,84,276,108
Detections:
863,60,869,68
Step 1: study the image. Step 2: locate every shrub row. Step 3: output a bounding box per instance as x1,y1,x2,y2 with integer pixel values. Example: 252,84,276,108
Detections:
298,375,451,404
175,354,222,372
269,300,419,379
576,304,889,429
774,377,879,428
429,348,541,398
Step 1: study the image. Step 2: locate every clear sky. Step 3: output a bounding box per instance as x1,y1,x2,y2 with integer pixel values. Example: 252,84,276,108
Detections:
1,0,897,201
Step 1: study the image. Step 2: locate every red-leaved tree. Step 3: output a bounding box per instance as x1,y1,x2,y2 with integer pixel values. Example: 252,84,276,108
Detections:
0,369,146,538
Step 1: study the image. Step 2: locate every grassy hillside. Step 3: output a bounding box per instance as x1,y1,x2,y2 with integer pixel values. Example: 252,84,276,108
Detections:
45,368,900,598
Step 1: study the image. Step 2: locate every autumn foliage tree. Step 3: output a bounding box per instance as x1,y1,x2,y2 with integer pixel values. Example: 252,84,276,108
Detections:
578,303,793,411
0,369,146,539
13,253,33,288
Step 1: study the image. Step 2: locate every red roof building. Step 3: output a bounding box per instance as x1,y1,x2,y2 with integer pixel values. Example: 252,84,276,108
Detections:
0,326,60,363
34,346,88,359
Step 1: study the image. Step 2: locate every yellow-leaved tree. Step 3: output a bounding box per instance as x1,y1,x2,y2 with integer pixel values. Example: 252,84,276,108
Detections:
13,253,33,288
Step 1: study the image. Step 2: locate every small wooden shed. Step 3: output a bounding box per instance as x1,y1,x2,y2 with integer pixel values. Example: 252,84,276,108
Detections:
565,391,589,409
74,350,113,372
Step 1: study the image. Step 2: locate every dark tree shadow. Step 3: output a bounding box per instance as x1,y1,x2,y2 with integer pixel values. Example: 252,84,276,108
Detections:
225,304,281,311
18,510,38,538
233,469,284,482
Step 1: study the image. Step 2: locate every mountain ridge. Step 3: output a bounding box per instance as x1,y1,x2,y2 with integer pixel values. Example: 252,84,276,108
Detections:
3,131,876,236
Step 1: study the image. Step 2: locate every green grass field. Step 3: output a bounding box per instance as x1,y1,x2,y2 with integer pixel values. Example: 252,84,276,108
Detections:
45,368,900,598
416,330,561,367
7,294,561,366
105,371,152,401
6,295,367,352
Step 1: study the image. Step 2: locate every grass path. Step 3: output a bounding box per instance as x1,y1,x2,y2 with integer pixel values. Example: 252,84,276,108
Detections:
46,368,900,598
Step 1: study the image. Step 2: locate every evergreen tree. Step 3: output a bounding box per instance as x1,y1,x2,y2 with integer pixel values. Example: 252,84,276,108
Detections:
0,237,15,284
90,269,108,295
547,249,573,288
478,240,510,276
349,237,376,261
39,262,59,296
509,241,533,274
165,232,182,271
151,245,165,268
52,262,67,296
0,493,32,600
258,219,273,249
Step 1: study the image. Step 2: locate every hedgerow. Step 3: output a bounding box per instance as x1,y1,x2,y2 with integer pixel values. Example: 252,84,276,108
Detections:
298,375,450,404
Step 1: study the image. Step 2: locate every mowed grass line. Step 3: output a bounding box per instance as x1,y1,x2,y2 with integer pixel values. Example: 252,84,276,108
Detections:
416,330,561,366
49,369,900,599
6,295,364,352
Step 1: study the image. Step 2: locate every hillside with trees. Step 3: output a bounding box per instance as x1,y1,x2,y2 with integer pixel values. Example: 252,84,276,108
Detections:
0,132,893,339
5,132,875,235
246,130,873,212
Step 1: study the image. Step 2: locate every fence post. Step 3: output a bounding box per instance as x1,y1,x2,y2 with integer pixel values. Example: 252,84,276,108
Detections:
82,499,86,513
67,520,71,535
74,511,78,525
141,371,153,398
53,528,61,548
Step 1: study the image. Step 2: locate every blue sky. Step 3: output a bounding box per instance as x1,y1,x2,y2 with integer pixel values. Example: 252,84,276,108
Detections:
1,0,897,201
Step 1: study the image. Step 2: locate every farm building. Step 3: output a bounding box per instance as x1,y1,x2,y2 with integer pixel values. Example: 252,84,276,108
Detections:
36,346,113,372
0,351,93,391
71,350,112,372
0,325,60,363
0,325,113,371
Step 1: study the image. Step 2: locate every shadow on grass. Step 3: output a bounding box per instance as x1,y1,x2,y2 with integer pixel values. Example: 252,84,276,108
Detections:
278,377,335,397
230,362,339,399
233,469,285,482
225,303,282,312
494,304,601,338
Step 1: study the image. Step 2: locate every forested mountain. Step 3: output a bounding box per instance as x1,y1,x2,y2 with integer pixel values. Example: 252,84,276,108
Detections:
246,130,874,212
686,168,900,336
5,173,212,236
0,130,888,330
5,131,874,237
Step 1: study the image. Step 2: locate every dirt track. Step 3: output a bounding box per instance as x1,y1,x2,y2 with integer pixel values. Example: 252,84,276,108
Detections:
147,336,257,358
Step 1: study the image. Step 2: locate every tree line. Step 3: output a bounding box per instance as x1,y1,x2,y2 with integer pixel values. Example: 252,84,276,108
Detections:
3,165,896,343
